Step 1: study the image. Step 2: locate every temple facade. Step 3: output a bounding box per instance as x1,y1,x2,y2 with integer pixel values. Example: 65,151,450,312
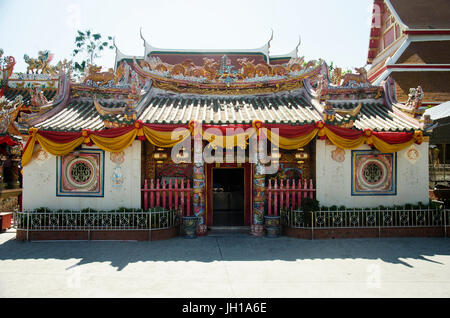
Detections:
2,29,438,239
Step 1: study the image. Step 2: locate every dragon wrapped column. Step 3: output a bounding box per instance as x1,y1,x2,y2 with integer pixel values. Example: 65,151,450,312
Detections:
192,162,207,235
250,133,266,236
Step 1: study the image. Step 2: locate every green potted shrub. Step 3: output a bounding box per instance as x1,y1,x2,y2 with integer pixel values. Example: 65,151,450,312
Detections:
300,198,320,227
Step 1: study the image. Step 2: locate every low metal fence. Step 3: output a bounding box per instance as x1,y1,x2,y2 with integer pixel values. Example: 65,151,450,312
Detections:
14,209,180,231
282,207,449,229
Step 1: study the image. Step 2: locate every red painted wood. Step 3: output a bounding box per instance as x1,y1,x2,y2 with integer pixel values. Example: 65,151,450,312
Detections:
186,180,191,216
162,180,166,208
286,179,290,211
141,178,193,216
268,180,272,216
180,180,185,215
174,180,179,211
278,179,283,216
144,179,148,211
273,179,278,217
168,179,173,210
156,179,160,207
291,179,296,209
266,178,315,214
303,179,307,198
150,179,154,208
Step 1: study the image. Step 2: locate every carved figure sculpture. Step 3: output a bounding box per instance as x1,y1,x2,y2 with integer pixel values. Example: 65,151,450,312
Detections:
255,62,271,77
237,58,256,78
0,50,16,80
114,62,132,85
316,74,328,99
287,57,305,72
0,95,23,135
83,65,116,86
23,50,54,74
202,58,219,80
405,86,424,110
331,67,342,85
30,87,49,109
271,65,288,76
340,67,368,86
304,60,318,69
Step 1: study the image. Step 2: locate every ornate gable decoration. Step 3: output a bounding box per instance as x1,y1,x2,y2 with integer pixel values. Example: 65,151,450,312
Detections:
132,56,322,95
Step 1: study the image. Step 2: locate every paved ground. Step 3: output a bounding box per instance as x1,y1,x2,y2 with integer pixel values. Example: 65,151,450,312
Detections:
0,230,449,298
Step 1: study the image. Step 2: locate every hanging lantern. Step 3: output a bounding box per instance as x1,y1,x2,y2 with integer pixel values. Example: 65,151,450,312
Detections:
295,148,309,160
153,148,168,161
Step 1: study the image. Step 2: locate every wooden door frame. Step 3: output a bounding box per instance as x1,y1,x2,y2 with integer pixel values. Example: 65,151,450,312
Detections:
205,163,252,226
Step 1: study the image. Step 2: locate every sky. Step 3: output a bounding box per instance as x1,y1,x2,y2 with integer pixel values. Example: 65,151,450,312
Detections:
1,0,374,73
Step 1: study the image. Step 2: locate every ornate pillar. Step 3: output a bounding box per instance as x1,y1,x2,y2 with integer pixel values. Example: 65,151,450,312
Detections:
251,162,265,236
250,133,266,236
192,121,207,235
192,162,206,235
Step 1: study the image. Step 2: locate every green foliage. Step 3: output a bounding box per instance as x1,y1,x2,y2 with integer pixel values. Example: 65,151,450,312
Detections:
80,208,97,213
72,29,114,80
147,206,167,212
34,207,49,213
300,198,320,227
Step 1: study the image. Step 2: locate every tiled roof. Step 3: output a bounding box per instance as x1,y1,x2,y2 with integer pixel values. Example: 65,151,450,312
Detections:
137,93,322,125
33,87,421,132
35,99,126,131
3,88,57,106
332,102,421,132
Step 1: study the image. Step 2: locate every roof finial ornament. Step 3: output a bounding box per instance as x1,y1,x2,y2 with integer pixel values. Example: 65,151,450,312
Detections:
112,36,118,51
295,35,301,58
140,27,147,46
267,28,274,51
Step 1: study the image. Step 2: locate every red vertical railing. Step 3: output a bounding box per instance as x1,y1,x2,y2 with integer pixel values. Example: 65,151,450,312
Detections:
142,179,193,216
267,178,316,216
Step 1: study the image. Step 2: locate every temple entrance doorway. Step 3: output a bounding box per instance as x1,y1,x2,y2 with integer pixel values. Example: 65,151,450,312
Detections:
212,168,245,226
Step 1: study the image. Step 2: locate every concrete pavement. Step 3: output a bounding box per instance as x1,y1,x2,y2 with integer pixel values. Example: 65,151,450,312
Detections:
0,230,449,297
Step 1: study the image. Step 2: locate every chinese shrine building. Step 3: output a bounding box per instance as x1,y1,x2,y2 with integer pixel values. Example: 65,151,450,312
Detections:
2,30,439,239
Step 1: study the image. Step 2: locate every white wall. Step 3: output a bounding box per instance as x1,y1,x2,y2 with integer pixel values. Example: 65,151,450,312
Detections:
315,140,429,208
23,141,141,211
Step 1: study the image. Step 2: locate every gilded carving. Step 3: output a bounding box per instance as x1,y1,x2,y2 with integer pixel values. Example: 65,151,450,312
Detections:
340,67,369,87
23,50,56,75
83,65,117,86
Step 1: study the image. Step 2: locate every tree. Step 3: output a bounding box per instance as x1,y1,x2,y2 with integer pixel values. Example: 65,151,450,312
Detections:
72,29,114,80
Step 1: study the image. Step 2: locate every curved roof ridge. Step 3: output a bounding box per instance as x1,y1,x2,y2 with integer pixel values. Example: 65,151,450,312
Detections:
270,35,301,60
140,28,273,61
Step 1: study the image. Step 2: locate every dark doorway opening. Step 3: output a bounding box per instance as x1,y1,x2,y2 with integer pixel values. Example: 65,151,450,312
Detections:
212,168,245,226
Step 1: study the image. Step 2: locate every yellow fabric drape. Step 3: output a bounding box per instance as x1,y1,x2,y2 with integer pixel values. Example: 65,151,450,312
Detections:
324,127,367,150
37,134,84,156
21,123,423,167
90,129,137,153
143,126,191,148
264,128,319,150
371,136,415,153
21,135,37,167
202,129,256,149
22,134,84,167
